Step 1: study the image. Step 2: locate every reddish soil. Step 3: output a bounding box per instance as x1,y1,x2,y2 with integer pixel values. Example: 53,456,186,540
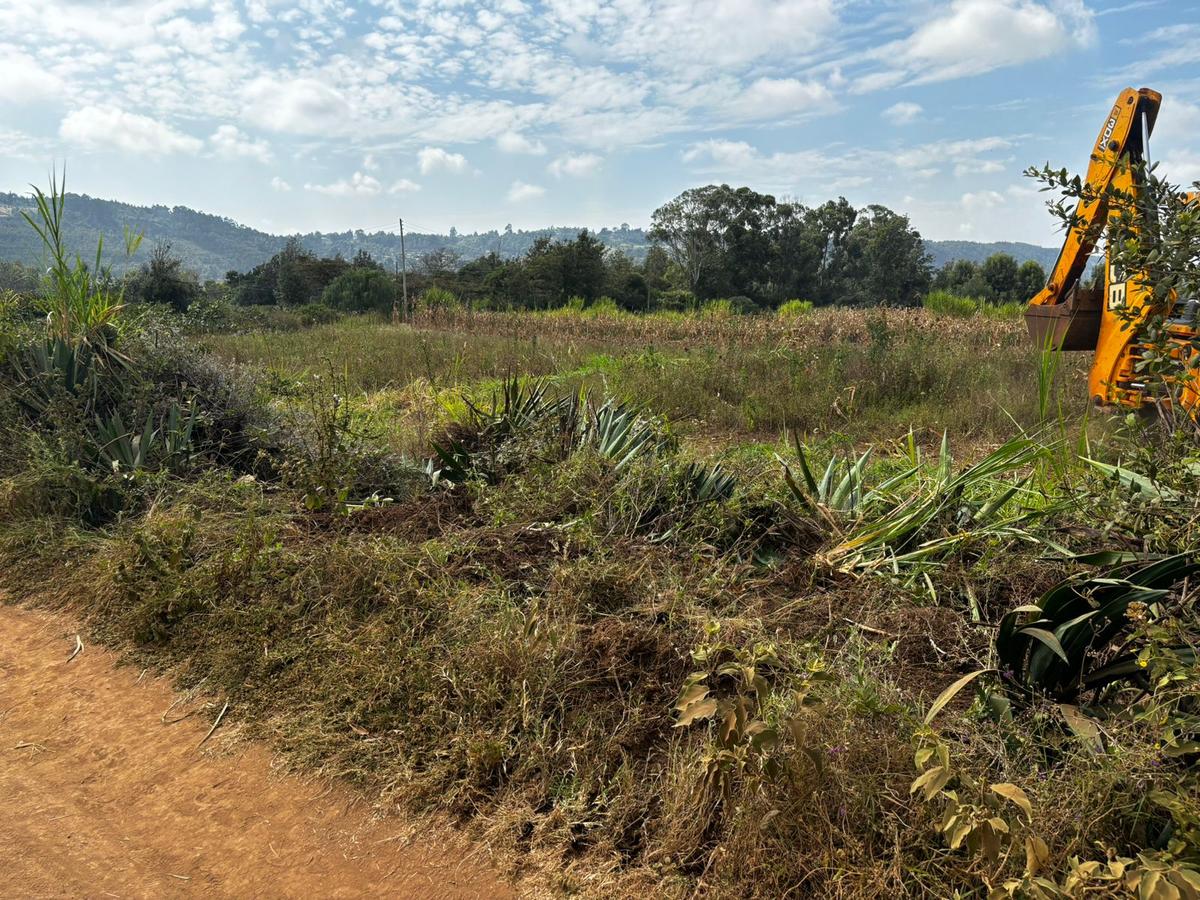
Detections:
0,604,515,899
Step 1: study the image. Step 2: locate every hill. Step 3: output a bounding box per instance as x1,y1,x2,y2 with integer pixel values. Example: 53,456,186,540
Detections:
924,240,1060,271
0,192,1062,281
0,192,651,281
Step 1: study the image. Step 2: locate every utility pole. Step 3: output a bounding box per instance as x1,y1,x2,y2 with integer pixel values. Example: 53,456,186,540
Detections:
399,217,409,322
392,245,400,324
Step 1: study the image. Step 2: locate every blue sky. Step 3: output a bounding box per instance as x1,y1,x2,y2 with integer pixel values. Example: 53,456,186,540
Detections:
0,0,1196,245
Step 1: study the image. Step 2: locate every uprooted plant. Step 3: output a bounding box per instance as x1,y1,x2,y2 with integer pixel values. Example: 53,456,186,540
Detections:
782,430,1054,574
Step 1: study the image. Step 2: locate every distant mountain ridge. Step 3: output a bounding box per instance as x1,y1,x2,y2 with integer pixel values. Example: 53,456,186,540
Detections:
0,192,1062,281
924,240,1061,273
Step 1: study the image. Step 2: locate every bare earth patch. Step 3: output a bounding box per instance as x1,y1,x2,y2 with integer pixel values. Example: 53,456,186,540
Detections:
0,603,514,900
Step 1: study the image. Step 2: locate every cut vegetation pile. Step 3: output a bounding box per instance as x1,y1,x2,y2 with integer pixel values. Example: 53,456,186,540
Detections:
3,185,1199,898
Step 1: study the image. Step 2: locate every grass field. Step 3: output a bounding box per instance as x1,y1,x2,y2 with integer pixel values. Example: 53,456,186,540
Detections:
203,307,1090,448
4,303,1199,898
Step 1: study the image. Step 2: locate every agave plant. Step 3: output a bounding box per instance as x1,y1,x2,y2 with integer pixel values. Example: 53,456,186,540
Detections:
583,398,662,469
827,435,1047,572
91,402,198,475
428,377,574,484
677,460,737,505
93,409,158,473
9,337,104,416
997,554,1199,705
782,442,875,517
428,378,664,485
783,432,1049,572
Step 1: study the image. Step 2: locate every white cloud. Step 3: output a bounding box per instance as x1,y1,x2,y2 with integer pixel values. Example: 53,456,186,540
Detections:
954,158,1007,176
507,180,545,202
243,76,348,134
598,0,837,73
961,189,1006,210
417,146,469,175
304,171,383,196
497,131,547,155
362,153,379,171
869,0,1097,88
270,176,292,192
682,139,834,191
883,101,923,125
548,152,602,178
210,125,272,163
389,178,422,193
728,77,831,121
0,52,62,103
60,107,203,157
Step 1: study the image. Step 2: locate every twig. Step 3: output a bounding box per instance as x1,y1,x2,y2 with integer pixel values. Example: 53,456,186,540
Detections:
160,696,195,725
842,617,897,639
67,634,83,663
197,700,230,749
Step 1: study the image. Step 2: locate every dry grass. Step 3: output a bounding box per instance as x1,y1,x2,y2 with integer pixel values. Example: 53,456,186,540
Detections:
204,308,1090,447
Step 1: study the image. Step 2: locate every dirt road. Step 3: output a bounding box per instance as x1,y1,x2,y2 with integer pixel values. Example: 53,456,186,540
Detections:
0,604,514,899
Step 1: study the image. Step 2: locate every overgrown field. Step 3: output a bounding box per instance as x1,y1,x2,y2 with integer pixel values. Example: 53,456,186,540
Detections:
203,307,1088,448
4,280,1200,897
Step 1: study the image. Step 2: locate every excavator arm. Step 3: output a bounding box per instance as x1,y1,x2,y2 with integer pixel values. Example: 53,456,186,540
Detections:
1025,87,1161,352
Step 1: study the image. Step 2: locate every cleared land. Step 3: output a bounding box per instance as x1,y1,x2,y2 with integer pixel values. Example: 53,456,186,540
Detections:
0,603,511,899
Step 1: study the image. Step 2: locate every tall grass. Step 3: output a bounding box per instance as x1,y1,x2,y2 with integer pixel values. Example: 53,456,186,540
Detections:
205,309,1089,445
923,290,1024,320
23,170,142,348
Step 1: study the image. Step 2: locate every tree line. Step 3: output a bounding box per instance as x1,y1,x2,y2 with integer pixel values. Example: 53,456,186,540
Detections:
0,184,1049,313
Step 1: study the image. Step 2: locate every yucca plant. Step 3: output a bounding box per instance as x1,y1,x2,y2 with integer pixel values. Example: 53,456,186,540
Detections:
996,554,1199,705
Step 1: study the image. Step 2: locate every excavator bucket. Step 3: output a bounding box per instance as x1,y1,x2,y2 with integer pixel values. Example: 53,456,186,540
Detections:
1024,282,1102,351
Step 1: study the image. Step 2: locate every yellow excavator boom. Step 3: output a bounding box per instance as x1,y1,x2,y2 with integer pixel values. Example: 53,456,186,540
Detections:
1024,86,1198,411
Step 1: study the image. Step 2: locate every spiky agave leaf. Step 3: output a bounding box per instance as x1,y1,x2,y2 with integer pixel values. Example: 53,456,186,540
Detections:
822,434,1050,573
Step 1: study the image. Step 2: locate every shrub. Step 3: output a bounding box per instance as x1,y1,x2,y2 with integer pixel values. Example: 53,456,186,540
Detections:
700,299,734,318
778,299,814,318
654,288,695,312
584,296,621,317
297,303,340,327
980,301,1026,320
923,290,981,317
321,268,396,313
726,295,759,315
421,286,460,312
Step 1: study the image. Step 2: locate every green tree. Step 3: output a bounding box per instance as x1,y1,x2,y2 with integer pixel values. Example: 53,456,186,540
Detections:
127,242,200,312
840,206,932,306
649,186,722,297
320,268,396,312
981,253,1020,302
649,184,779,302
1015,259,1047,301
